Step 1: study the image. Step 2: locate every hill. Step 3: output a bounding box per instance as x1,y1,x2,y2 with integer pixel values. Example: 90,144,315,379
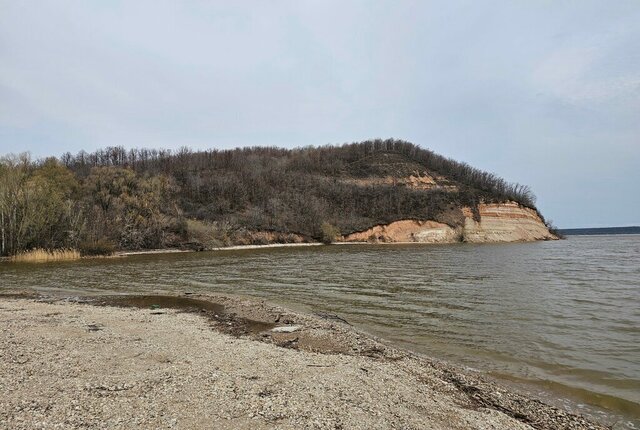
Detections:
0,139,557,256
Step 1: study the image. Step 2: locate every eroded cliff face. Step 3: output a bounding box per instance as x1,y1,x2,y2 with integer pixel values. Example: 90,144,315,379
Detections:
343,220,461,243
339,171,459,192
341,202,557,244
462,202,557,243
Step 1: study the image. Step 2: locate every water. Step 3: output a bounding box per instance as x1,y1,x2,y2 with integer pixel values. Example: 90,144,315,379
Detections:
1,235,639,428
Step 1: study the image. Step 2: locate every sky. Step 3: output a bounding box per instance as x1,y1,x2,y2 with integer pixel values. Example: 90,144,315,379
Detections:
1,1,639,228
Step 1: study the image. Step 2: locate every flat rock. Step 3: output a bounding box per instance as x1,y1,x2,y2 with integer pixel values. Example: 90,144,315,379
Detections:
271,325,301,333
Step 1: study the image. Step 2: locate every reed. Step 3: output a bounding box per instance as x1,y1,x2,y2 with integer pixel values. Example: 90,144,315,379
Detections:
10,249,81,263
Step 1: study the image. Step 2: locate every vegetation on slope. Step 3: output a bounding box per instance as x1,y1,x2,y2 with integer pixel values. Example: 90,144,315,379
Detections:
0,139,541,256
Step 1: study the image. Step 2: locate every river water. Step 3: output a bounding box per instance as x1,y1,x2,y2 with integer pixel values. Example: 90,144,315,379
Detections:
1,235,639,428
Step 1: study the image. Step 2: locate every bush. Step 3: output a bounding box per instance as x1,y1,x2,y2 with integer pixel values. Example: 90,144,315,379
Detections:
186,219,231,249
79,238,116,256
320,222,340,244
544,219,565,239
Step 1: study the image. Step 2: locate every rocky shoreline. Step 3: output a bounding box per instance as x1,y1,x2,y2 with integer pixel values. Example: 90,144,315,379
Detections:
0,292,605,429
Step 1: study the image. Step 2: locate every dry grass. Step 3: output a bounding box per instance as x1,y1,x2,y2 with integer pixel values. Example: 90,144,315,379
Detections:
11,249,81,263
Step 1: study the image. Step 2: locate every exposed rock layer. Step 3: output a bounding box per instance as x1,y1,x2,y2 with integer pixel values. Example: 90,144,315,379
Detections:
462,202,557,243
343,220,461,243
342,202,557,244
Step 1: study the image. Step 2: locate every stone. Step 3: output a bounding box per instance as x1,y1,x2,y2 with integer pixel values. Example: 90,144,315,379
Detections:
271,325,301,333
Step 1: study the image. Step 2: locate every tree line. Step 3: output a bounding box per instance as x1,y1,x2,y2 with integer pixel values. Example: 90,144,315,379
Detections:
1,139,542,256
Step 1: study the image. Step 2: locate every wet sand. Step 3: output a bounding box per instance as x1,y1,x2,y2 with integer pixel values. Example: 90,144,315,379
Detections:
0,292,605,429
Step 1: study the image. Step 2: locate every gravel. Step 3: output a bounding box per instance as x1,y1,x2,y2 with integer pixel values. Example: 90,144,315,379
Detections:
0,294,606,430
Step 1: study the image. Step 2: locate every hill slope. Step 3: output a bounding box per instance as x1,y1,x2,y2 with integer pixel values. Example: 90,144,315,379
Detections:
0,139,557,256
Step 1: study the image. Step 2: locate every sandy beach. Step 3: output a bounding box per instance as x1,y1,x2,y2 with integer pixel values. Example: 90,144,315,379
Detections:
0,293,605,430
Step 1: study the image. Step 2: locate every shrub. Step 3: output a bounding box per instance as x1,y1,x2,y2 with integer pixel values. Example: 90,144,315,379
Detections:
544,219,565,239
79,238,116,256
186,219,232,249
320,222,340,244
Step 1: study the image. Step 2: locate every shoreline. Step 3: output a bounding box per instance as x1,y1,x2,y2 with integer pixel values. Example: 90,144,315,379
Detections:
113,239,554,255
0,291,607,429
2,238,555,263
116,242,467,257
116,242,326,256
0,244,324,263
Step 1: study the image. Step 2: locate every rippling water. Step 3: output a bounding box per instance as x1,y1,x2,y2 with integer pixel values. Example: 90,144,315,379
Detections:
1,235,639,428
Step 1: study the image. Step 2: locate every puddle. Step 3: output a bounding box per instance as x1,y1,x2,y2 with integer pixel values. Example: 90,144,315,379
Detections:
100,295,275,336
105,295,226,314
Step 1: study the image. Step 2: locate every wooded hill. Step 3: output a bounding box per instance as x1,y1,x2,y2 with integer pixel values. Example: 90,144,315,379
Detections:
0,139,545,256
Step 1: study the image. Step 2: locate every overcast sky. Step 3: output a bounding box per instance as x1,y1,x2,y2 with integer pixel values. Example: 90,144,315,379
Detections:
1,1,639,228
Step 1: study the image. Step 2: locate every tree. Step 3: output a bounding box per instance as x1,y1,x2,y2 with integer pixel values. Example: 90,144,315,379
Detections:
0,154,30,255
0,155,82,255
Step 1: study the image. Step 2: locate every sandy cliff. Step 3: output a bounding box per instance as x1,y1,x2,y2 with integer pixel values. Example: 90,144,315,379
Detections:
342,202,557,244
462,202,557,243
343,220,461,243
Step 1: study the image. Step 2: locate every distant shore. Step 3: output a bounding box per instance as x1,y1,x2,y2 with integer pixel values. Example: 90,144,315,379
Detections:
559,226,640,236
0,291,606,429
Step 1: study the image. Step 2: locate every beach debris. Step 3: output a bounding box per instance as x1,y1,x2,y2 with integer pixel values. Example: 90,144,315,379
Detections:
314,311,350,325
86,324,102,332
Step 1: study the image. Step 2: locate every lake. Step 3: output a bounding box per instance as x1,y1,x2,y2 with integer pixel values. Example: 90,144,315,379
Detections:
1,235,639,428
